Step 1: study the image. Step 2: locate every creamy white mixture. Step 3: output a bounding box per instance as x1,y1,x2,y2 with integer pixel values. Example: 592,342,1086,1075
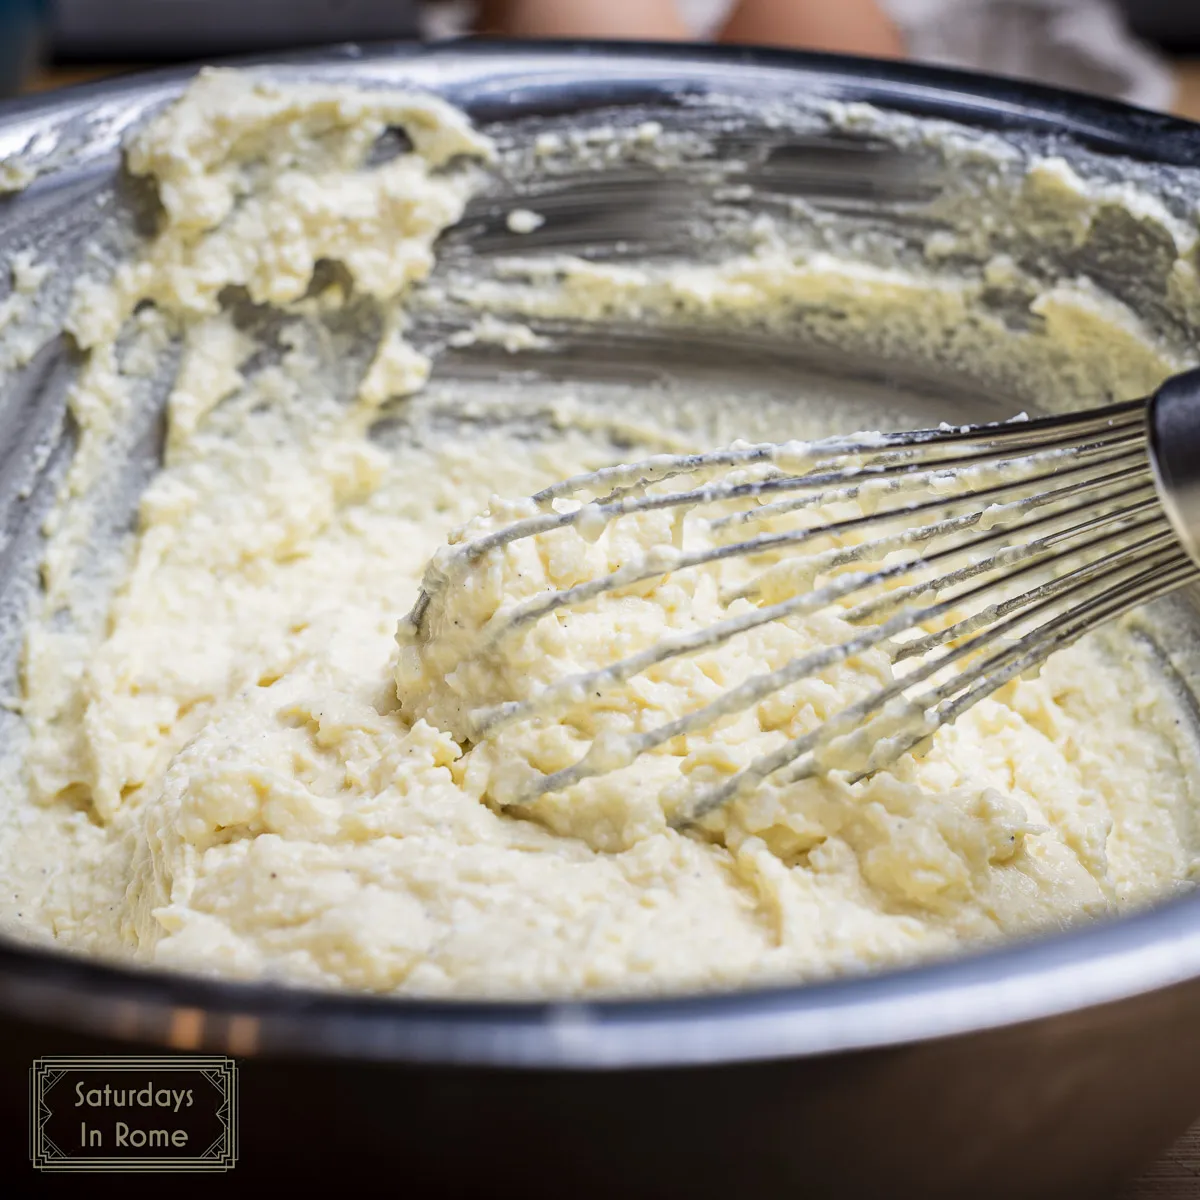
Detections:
0,69,1197,999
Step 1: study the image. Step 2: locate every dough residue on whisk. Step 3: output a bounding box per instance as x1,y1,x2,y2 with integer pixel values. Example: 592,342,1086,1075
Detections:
0,68,1197,999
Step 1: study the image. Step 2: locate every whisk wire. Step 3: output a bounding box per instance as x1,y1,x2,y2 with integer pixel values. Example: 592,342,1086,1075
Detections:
407,388,1200,823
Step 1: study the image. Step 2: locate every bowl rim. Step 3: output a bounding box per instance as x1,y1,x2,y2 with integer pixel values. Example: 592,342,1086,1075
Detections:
3,36,1200,1069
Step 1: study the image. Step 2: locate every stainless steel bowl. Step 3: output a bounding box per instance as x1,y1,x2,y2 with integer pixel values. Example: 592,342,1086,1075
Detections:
3,39,1200,1196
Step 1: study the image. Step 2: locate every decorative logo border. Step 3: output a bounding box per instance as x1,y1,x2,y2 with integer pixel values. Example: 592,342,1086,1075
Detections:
30,1056,238,1173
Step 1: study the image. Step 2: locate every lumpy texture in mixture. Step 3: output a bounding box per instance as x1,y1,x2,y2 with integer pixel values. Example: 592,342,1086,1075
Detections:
0,70,1197,998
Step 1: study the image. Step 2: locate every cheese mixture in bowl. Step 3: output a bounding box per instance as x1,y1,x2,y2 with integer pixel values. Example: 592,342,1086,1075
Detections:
0,67,1198,999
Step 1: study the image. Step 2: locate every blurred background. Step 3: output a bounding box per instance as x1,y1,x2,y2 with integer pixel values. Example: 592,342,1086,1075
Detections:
0,0,1199,120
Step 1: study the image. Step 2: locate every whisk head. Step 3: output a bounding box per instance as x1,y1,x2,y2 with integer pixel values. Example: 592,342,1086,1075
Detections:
399,397,1198,828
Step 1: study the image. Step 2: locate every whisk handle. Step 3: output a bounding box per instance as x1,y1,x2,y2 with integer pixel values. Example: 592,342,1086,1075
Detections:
1148,366,1200,568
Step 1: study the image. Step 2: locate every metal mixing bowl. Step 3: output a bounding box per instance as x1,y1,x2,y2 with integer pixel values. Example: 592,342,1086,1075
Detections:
3,39,1200,1197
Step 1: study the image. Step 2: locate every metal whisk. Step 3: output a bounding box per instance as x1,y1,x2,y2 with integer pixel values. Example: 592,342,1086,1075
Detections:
403,368,1200,827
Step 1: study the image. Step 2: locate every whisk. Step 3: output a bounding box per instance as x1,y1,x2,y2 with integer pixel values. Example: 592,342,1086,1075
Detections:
403,368,1200,827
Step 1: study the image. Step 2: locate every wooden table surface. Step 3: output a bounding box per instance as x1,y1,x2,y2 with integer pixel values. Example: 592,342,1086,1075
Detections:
14,54,1200,1200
